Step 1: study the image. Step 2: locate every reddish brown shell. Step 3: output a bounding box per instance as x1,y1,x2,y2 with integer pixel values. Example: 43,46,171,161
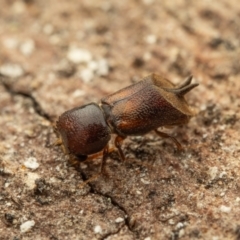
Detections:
101,74,197,136
56,103,111,156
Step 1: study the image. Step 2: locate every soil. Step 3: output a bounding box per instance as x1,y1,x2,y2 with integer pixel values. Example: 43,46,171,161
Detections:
0,0,240,239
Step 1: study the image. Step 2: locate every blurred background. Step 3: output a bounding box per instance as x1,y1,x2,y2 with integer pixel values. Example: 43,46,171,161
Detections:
1,0,239,117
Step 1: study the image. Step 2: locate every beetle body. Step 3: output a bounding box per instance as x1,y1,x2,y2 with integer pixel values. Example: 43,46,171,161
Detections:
56,73,198,163
101,74,195,136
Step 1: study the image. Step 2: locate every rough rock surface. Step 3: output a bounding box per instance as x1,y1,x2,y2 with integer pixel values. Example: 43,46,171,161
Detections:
0,1,239,239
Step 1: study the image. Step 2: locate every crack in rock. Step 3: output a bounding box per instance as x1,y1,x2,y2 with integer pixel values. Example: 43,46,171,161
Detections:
87,182,135,236
0,76,52,122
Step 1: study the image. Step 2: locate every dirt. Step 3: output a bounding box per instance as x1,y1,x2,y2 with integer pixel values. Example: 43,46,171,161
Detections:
0,0,240,239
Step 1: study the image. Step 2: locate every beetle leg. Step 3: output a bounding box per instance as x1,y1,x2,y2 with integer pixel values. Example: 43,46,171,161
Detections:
52,122,58,133
155,129,183,150
114,136,126,161
69,154,83,167
100,144,109,172
79,174,100,188
82,147,114,163
54,137,69,155
82,152,103,162
54,138,62,146
78,145,109,188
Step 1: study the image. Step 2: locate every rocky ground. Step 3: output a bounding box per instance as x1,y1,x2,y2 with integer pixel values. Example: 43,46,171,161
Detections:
0,0,240,239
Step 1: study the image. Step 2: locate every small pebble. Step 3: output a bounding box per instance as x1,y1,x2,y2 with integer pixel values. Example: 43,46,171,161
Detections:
169,219,175,225
115,217,124,223
67,47,92,64
176,222,184,229
96,58,109,76
220,205,231,213
80,210,84,214
140,178,151,184
94,225,102,234
219,171,227,178
25,172,40,189
24,157,39,170
79,68,94,83
88,60,98,71
2,37,18,49
72,89,85,98
20,39,35,56
0,63,24,78
20,220,35,233
145,34,157,44
179,228,185,237
208,166,218,180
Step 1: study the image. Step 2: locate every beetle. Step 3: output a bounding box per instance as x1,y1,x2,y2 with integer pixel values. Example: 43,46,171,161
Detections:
56,73,198,172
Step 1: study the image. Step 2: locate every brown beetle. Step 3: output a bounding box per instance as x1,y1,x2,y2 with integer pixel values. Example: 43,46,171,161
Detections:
56,73,198,172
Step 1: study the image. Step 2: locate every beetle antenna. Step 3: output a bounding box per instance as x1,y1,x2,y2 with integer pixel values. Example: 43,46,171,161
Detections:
177,75,193,88
163,76,198,96
165,83,199,96
175,83,199,96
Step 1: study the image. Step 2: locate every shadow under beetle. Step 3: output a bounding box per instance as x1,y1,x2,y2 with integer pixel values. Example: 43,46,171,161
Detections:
56,73,198,173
